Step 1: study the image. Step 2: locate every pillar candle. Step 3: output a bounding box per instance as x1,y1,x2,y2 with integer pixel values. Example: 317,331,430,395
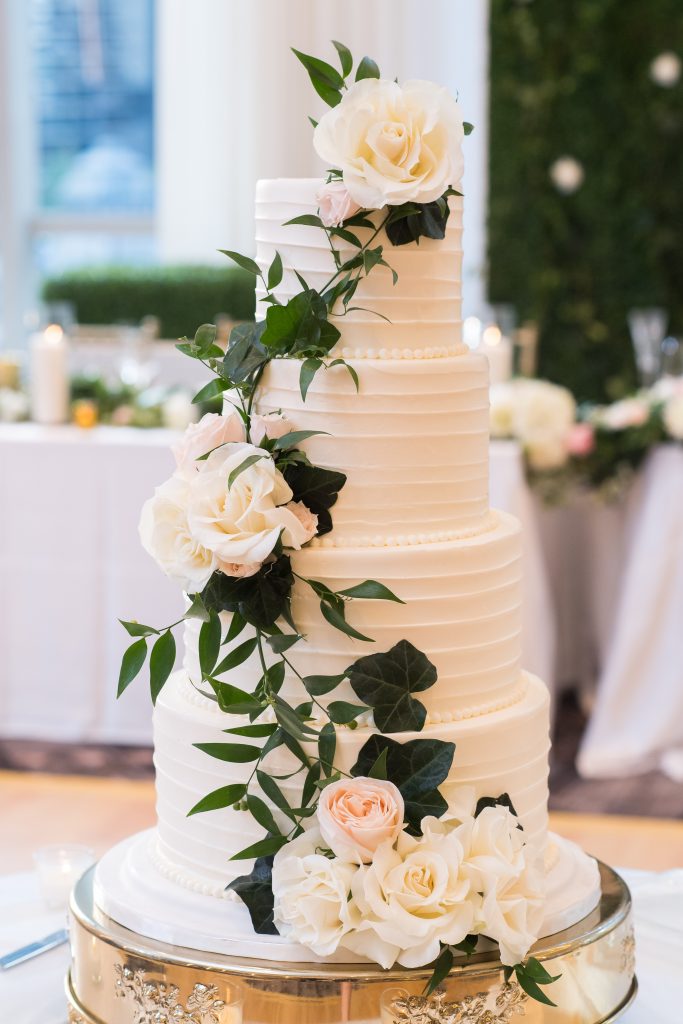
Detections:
480,325,513,386
30,324,70,424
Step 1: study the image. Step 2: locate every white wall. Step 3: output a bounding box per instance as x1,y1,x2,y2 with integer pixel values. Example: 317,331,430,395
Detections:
156,0,490,315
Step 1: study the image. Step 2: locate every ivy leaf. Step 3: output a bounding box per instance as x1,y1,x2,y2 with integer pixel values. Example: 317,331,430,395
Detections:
337,580,404,603
282,462,346,536
149,630,176,705
367,746,389,780
230,835,288,861
199,611,221,678
201,556,294,631
303,673,346,697
185,593,210,622
346,639,436,733
321,600,374,643
223,321,268,383
327,701,367,724
192,378,229,405
261,289,340,358
332,39,353,77
194,742,261,763
385,196,452,247
246,793,282,836
266,633,301,654
318,721,337,777
291,48,344,107
119,619,159,638
117,637,147,697
355,56,380,81
300,358,323,400
219,249,262,277
425,946,454,996
188,783,246,816
267,251,283,290
227,855,279,934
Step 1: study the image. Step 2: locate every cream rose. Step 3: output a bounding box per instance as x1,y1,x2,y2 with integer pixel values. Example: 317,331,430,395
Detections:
663,395,683,440
600,397,650,430
489,382,517,438
511,379,576,444
317,777,404,864
314,78,464,209
172,410,244,476
250,411,294,446
186,443,314,572
139,475,216,591
316,180,362,227
272,827,358,956
525,435,569,471
342,817,477,969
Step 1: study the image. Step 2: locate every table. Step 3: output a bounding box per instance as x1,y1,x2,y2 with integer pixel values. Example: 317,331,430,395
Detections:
0,864,681,1023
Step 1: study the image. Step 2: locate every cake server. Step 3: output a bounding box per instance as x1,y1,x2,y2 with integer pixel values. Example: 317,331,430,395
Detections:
0,927,69,970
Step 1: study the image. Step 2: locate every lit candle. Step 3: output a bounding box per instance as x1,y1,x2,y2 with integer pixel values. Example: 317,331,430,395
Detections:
30,324,70,424
480,324,512,386
33,844,95,910
463,316,482,350
0,351,21,390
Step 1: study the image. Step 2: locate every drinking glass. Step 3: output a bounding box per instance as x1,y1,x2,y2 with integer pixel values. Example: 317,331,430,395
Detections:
33,844,95,910
628,307,668,387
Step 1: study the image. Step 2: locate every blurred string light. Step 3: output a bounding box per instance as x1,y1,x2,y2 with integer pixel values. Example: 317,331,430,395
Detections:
649,51,681,87
549,156,585,195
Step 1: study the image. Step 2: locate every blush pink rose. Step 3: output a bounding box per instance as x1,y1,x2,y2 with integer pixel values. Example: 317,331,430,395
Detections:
172,411,244,476
317,777,405,864
214,560,262,579
251,411,294,445
566,422,595,457
285,501,318,544
316,181,362,228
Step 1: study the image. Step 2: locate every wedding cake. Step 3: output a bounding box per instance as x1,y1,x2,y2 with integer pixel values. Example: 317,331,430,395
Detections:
98,43,604,1005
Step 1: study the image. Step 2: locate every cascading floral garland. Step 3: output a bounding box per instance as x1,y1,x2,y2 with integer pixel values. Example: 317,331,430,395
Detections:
116,41,557,1007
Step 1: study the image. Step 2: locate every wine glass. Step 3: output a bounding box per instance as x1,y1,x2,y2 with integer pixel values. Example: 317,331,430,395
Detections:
628,308,668,387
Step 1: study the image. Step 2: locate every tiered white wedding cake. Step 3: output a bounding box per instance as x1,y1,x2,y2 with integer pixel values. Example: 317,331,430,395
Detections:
99,46,601,997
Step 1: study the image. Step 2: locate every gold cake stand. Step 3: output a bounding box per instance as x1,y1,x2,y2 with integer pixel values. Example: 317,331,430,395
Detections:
67,863,636,1024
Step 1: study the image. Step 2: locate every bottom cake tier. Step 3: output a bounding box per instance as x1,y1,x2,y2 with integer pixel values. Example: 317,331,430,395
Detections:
69,863,636,1024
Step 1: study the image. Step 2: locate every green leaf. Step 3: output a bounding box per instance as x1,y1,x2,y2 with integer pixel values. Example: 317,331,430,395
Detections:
267,251,283,290
119,619,159,638
266,633,301,654
321,600,374,643
256,769,296,822
337,580,405,603
247,793,282,836
225,611,247,643
185,593,210,622
273,429,329,450
265,660,286,694
513,967,558,1008
308,116,318,129
223,321,268,384
201,556,294,632
149,630,176,705
281,462,346,536
230,835,288,861
273,695,318,740
367,746,389,780
303,673,346,697
283,214,325,228
327,358,360,392
117,637,147,697
355,55,380,81
425,946,454,996
219,249,262,277
475,793,519,820
194,742,261,763
192,378,229,404
300,357,323,400
329,226,363,247
224,722,276,738
301,761,322,807
385,196,451,247
519,957,561,985
362,245,384,273
332,39,353,77
227,856,278,934
199,611,221,678
228,453,268,489
327,701,367,724
188,783,246,816
194,322,218,352
291,48,344,107
346,639,437,733
463,121,474,135
318,721,337,777
208,678,254,709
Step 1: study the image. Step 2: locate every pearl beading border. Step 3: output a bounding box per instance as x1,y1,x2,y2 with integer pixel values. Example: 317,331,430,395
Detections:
149,837,237,902
333,343,468,361
307,510,499,550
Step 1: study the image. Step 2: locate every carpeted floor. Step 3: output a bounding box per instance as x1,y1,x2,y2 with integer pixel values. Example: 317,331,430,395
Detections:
1,692,682,817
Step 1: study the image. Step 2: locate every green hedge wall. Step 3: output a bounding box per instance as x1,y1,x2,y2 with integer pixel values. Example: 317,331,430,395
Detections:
488,0,683,401
42,264,256,341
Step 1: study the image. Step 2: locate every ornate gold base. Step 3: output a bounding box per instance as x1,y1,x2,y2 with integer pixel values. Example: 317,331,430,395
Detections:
67,863,636,1024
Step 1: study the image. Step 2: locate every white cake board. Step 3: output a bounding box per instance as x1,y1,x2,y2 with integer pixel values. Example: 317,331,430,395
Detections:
94,828,601,963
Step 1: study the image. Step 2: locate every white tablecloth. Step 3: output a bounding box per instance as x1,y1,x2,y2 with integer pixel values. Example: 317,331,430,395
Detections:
1,867,681,1023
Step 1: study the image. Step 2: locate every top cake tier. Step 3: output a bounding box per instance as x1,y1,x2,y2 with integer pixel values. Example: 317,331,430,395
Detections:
255,178,463,355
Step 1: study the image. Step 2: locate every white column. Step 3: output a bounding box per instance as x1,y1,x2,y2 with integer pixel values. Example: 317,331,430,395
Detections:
156,0,490,314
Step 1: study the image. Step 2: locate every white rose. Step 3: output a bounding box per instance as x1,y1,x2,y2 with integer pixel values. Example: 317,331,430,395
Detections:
599,397,650,431
272,827,358,956
317,777,404,864
186,443,314,571
525,434,569,471
459,805,544,967
314,78,464,210
342,817,477,969
172,410,244,477
250,411,294,446
511,380,576,443
162,391,198,432
316,180,362,227
664,395,683,440
139,475,216,591
489,382,518,438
